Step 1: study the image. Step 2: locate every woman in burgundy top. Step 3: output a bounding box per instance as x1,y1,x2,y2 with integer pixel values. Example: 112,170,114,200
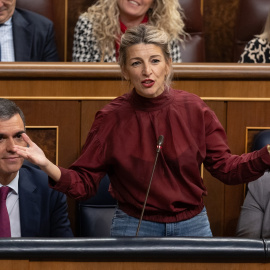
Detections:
15,25,270,237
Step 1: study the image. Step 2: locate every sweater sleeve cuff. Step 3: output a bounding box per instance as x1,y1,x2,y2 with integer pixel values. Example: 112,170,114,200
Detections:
259,145,270,166
48,166,72,193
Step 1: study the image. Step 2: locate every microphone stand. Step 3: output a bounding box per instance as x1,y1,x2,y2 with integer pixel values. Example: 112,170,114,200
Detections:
136,135,164,236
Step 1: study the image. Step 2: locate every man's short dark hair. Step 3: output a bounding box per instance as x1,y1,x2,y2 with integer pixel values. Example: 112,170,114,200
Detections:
0,99,26,127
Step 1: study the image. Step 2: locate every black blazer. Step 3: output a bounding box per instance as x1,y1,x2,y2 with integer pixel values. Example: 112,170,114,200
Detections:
12,8,59,61
19,164,73,237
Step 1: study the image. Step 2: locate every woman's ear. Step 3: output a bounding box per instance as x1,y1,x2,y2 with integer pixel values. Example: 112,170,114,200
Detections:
122,68,129,81
165,58,172,76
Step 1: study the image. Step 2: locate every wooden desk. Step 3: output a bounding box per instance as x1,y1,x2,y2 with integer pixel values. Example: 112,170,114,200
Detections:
2,62,270,98
1,63,270,237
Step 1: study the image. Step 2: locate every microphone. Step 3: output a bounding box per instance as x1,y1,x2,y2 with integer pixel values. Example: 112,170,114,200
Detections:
136,135,164,236
156,135,164,153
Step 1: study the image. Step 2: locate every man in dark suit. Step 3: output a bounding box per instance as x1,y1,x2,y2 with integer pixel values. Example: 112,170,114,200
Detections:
0,98,73,237
0,0,58,61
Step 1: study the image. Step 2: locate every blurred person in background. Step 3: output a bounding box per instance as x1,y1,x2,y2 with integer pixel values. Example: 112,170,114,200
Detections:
0,0,58,61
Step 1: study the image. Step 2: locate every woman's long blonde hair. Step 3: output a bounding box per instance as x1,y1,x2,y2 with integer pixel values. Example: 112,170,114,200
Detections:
84,0,185,60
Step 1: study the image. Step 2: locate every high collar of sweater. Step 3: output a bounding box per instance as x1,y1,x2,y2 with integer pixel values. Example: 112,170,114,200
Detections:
129,88,174,111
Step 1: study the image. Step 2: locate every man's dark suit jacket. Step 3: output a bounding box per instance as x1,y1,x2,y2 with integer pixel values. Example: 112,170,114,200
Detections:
12,8,59,61
19,164,73,237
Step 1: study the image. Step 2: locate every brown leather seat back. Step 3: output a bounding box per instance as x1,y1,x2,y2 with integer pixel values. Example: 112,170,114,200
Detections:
233,0,270,62
16,0,54,21
180,0,205,62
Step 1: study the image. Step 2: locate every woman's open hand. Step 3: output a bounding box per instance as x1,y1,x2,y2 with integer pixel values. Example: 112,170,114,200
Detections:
13,133,61,182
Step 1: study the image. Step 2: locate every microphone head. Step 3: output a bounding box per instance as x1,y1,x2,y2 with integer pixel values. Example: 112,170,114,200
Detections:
156,135,164,152
157,135,164,146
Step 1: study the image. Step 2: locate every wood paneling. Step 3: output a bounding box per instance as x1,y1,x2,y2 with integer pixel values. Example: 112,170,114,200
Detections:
0,260,263,270
2,63,270,98
53,0,67,61
203,101,227,236
1,260,28,270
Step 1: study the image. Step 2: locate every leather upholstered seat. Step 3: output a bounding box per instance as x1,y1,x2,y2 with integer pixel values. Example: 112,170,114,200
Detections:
232,0,270,62
77,174,117,237
179,0,205,62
